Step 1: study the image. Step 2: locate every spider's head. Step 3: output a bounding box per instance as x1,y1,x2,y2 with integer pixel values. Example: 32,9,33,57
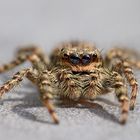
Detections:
55,41,103,72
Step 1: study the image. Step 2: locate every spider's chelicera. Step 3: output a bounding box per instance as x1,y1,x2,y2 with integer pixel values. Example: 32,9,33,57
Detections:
0,41,138,125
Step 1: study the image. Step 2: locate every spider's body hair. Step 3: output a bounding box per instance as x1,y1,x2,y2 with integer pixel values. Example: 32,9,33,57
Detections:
0,41,139,124
50,41,103,72
49,42,118,100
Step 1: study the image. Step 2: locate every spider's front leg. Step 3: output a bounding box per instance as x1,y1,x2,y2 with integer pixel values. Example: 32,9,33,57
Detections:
112,72,129,124
38,70,59,124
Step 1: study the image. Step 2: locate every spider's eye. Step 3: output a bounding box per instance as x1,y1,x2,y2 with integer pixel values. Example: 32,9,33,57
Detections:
69,54,80,65
61,48,65,52
63,53,69,59
82,54,91,65
92,53,97,61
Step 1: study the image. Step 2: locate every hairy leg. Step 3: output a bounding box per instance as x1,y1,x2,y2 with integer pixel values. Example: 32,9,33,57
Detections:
0,55,26,73
17,45,49,66
38,70,59,124
105,48,138,110
0,61,58,124
105,47,140,69
123,61,138,110
112,71,129,124
0,45,48,73
111,59,138,110
0,68,35,97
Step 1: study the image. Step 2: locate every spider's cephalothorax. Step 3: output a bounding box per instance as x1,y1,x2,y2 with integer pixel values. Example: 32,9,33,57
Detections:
0,41,139,124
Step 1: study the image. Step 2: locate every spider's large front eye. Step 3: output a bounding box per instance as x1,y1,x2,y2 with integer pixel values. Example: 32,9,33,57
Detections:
69,54,80,65
82,54,91,65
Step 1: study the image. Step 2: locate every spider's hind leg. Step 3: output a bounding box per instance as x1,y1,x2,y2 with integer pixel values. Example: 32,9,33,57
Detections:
0,45,48,73
0,54,27,73
111,60,138,110
123,61,138,110
105,48,138,110
17,46,49,66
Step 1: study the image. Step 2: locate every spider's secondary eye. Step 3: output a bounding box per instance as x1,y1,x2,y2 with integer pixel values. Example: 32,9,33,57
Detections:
92,53,97,61
64,53,69,59
82,54,91,64
69,54,80,64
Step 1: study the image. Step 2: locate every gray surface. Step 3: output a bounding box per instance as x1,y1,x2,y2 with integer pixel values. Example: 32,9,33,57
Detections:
0,0,140,140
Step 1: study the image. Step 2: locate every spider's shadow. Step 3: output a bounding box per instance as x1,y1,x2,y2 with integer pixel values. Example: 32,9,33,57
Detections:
1,91,119,125
0,73,119,125
58,98,119,124
1,91,56,125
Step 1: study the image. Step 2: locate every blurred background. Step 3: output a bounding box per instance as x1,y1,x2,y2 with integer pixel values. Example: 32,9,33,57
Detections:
0,0,140,52
0,0,140,140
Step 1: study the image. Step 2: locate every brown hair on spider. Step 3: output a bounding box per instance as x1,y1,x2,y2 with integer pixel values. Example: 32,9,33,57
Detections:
58,41,103,72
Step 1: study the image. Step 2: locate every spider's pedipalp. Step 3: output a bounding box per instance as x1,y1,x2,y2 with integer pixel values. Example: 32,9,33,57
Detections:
57,70,81,100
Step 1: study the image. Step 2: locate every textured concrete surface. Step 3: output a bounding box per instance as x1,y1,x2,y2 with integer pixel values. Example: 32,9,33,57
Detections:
0,0,140,140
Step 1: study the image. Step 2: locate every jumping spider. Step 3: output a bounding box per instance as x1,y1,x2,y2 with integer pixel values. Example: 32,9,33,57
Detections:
0,41,138,124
